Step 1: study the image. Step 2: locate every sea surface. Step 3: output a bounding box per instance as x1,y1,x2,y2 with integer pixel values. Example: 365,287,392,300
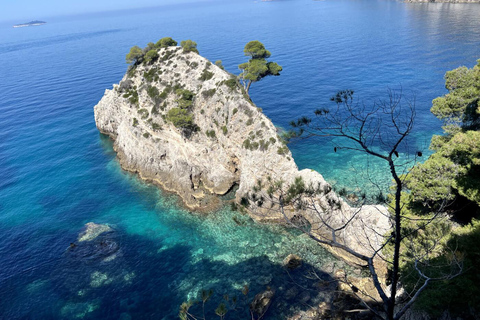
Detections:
1,0,480,318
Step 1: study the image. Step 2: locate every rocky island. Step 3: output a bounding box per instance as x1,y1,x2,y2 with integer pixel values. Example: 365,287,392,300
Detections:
13,20,46,28
94,40,389,263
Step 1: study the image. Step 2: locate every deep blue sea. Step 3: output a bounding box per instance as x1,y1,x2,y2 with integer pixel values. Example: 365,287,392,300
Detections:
1,0,480,318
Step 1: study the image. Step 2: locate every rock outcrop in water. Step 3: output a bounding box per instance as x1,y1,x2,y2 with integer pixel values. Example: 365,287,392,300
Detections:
94,46,389,262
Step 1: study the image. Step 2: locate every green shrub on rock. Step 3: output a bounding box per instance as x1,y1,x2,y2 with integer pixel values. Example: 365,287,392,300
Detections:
167,108,198,135
155,37,178,48
180,40,199,54
144,49,159,64
126,46,143,64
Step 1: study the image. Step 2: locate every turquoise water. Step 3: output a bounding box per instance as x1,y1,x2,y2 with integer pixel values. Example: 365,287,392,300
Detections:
1,0,480,318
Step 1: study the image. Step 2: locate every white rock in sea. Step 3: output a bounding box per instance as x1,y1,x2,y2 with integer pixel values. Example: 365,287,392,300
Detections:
94,46,390,262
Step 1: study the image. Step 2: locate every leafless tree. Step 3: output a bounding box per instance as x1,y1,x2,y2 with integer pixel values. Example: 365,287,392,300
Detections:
247,89,462,320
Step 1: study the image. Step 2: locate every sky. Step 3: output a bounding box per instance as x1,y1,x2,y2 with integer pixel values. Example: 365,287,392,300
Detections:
1,0,206,23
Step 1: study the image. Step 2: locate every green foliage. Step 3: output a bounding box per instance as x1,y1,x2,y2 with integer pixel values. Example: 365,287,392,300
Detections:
406,131,480,210
143,132,151,138
431,60,480,132
202,88,216,98
176,89,194,101
224,79,238,92
277,145,289,155
221,125,228,135
239,59,268,82
144,42,156,52
190,61,199,69
180,40,199,54
205,130,216,138
167,108,195,130
151,122,162,131
143,69,158,83
126,45,143,64
199,68,214,81
159,86,171,100
232,108,238,115
132,118,138,127
144,49,159,64
215,60,225,70
123,88,139,105
175,89,195,109
161,50,175,62
138,108,149,119
405,61,480,212
246,118,253,126
243,40,271,59
402,220,480,317
146,85,159,100
397,60,480,317
238,41,282,93
258,139,269,151
242,139,259,151
155,37,177,48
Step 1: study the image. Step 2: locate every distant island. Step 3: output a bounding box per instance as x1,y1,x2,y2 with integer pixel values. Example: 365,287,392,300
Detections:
13,20,46,28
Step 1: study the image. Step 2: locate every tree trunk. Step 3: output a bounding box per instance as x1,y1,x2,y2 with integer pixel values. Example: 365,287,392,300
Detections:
246,80,252,94
388,158,403,320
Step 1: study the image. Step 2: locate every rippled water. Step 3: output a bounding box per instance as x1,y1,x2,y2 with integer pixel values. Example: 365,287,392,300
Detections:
1,0,480,318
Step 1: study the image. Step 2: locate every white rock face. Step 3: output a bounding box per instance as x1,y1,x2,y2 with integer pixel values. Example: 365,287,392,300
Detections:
95,47,300,210
94,46,390,260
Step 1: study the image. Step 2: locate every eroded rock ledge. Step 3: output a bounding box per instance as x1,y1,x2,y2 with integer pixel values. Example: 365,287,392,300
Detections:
94,46,389,263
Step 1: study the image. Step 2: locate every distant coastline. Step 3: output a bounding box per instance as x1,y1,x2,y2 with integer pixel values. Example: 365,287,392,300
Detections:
13,20,46,28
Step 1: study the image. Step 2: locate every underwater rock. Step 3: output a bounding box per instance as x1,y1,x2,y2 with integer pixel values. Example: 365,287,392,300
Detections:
250,287,275,319
283,254,302,270
90,271,113,288
78,222,113,242
68,223,119,263
60,300,100,319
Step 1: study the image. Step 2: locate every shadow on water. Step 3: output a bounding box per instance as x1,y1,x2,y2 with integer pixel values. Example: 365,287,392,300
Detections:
0,224,347,320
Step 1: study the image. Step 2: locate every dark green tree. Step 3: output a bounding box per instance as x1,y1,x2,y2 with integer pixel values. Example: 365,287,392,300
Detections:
126,45,143,64
238,40,282,94
144,49,159,64
395,60,480,318
180,40,199,54
405,60,480,212
156,37,178,48
144,42,156,53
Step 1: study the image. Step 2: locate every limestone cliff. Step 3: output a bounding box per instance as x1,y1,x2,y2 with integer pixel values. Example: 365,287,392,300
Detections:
95,46,301,210
94,46,389,261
